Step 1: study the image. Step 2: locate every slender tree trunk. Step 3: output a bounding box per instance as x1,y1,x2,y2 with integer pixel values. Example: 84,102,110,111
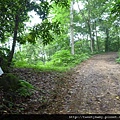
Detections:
42,45,46,65
87,1,94,53
92,30,95,50
8,15,19,66
116,26,120,51
70,0,74,55
76,0,94,52
87,19,94,53
105,28,109,52
95,21,100,52
86,35,89,49
117,33,120,51
87,0,94,53
87,34,90,50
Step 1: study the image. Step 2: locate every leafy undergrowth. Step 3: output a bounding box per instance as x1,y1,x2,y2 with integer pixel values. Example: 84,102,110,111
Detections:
14,50,90,72
0,73,35,114
0,68,75,114
116,51,120,63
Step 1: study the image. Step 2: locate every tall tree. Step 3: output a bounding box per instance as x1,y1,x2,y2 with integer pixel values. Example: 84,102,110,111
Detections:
0,0,69,66
70,0,74,55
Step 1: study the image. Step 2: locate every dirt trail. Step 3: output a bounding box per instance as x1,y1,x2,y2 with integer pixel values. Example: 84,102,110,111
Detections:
61,52,120,114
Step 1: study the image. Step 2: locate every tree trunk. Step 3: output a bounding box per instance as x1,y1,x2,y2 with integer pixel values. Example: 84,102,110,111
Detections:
42,46,46,65
86,35,89,49
70,0,74,55
116,26,120,51
92,30,95,50
87,2,94,53
117,33,120,51
8,15,19,66
76,0,94,53
87,19,94,53
105,28,109,52
95,21,100,52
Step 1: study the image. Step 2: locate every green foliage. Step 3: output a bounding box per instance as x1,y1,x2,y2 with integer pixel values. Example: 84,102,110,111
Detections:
74,40,91,54
111,0,120,18
14,63,69,72
32,20,61,45
0,73,20,92
116,57,120,63
0,0,70,67
0,73,34,97
50,50,74,66
49,50,90,67
13,49,90,72
51,0,70,7
11,0,120,72
73,53,90,64
17,80,34,97
0,47,10,72
14,61,29,67
116,50,120,63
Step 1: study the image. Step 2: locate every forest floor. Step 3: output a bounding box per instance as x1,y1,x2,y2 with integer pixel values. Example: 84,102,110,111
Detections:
1,52,120,114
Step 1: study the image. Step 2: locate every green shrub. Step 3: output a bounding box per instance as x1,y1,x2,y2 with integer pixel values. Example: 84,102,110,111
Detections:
49,50,74,66
46,50,90,69
17,80,34,97
13,49,90,72
14,61,29,67
116,50,120,63
0,73,34,97
36,61,44,66
116,57,120,63
0,73,20,92
0,48,9,72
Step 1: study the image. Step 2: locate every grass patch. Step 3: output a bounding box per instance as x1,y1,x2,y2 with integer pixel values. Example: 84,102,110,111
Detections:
116,51,120,63
14,63,70,72
116,57,120,63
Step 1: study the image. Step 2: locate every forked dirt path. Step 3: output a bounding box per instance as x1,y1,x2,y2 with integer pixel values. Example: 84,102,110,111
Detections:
61,52,120,114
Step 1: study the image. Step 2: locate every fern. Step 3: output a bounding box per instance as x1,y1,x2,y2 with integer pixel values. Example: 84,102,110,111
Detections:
17,80,34,97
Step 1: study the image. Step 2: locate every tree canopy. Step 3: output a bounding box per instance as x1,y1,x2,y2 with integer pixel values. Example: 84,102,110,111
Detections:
0,0,120,68
0,0,69,66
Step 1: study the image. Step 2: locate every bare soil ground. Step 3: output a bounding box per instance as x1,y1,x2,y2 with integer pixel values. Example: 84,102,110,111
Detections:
1,52,120,114
10,69,73,114
59,52,120,114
